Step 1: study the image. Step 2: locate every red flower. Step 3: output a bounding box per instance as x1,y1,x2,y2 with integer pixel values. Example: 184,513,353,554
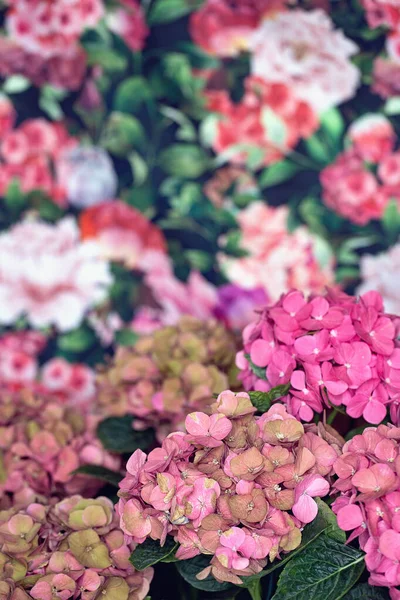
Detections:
79,200,167,270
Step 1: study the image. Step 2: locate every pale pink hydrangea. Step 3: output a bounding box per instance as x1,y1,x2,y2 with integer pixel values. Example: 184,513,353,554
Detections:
0,495,153,600
0,218,112,331
219,202,334,302
332,424,400,598
0,331,46,386
5,0,104,59
237,288,400,425
0,385,120,505
251,9,360,113
117,392,336,585
358,244,400,315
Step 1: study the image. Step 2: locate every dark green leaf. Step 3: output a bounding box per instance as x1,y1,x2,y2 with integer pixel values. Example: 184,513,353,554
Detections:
101,112,146,156
342,583,390,599
304,134,332,164
248,386,290,413
84,44,127,72
73,465,122,487
259,161,301,188
58,327,96,353
97,416,155,454
382,199,400,242
271,535,365,600
114,329,139,347
130,537,178,570
176,555,237,593
148,0,202,25
113,77,152,113
4,179,26,212
159,144,209,179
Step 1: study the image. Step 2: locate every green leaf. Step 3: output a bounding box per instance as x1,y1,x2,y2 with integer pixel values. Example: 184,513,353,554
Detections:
73,465,122,488
114,329,139,347
175,554,237,593
39,86,66,121
242,499,345,586
271,535,365,600
160,105,197,142
58,327,96,353
304,134,332,165
248,386,290,413
4,179,26,212
101,112,146,156
84,44,127,73
3,75,30,94
130,537,178,570
261,107,287,148
159,144,209,179
384,96,400,116
113,77,152,114
244,354,267,380
128,152,148,186
259,161,301,188
382,199,400,242
97,415,155,454
148,0,202,25
342,583,390,599
320,108,345,144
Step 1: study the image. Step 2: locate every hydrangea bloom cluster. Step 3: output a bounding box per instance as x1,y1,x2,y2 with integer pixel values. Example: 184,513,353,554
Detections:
237,288,400,424
117,391,337,585
219,202,334,302
0,386,120,506
0,218,112,332
332,424,400,599
320,114,400,225
97,316,237,439
0,118,77,204
207,76,318,168
0,495,153,600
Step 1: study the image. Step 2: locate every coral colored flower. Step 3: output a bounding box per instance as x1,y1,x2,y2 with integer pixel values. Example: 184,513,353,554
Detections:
80,200,167,271
220,203,334,302
0,218,112,331
348,114,395,163
190,0,283,57
251,9,360,113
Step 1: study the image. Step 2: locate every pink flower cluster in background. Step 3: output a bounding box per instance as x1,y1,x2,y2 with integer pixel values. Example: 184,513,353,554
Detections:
0,386,120,506
117,391,336,585
0,495,153,600
0,218,112,332
207,76,318,167
237,288,400,424
220,202,334,302
0,118,77,203
321,114,400,225
332,424,400,599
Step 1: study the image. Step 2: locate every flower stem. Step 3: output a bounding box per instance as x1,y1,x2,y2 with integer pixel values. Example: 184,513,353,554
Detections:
247,579,262,600
327,408,338,425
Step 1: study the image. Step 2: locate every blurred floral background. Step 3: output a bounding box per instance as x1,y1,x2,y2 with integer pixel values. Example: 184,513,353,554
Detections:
2,0,400,598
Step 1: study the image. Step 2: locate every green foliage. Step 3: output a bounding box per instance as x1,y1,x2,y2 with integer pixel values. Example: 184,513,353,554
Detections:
159,144,210,179
175,555,237,593
97,416,155,454
130,538,178,570
248,386,291,413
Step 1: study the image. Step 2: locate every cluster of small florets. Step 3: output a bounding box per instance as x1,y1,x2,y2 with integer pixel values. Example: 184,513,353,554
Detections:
332,424,400,600
0,386,120,506
237,289,400,425
0,495,153,600
116,391,337,585
96,316,238,439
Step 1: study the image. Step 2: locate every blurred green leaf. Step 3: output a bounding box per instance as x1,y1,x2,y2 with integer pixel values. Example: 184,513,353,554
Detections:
97,415,155,454
304,134,332,164
384,97,400,116
260,161,301,188
160,105,197,141
128,152,148,186
382,199,400,243
148,0,202,25
113,77,152,113
338,236,378,265
3,75,30,94
185,249,213,271
114,329,139,347
320,108,345,145
159,144,209,178
4,179,26,212
58,326,96,353
84,44,128,73
262,107,287,148
101,112,146,156
162,53,197,98
39,86,66,121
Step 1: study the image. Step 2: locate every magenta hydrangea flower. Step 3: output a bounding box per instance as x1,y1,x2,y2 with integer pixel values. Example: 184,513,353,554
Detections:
237,289,400,425
117,391,336,585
